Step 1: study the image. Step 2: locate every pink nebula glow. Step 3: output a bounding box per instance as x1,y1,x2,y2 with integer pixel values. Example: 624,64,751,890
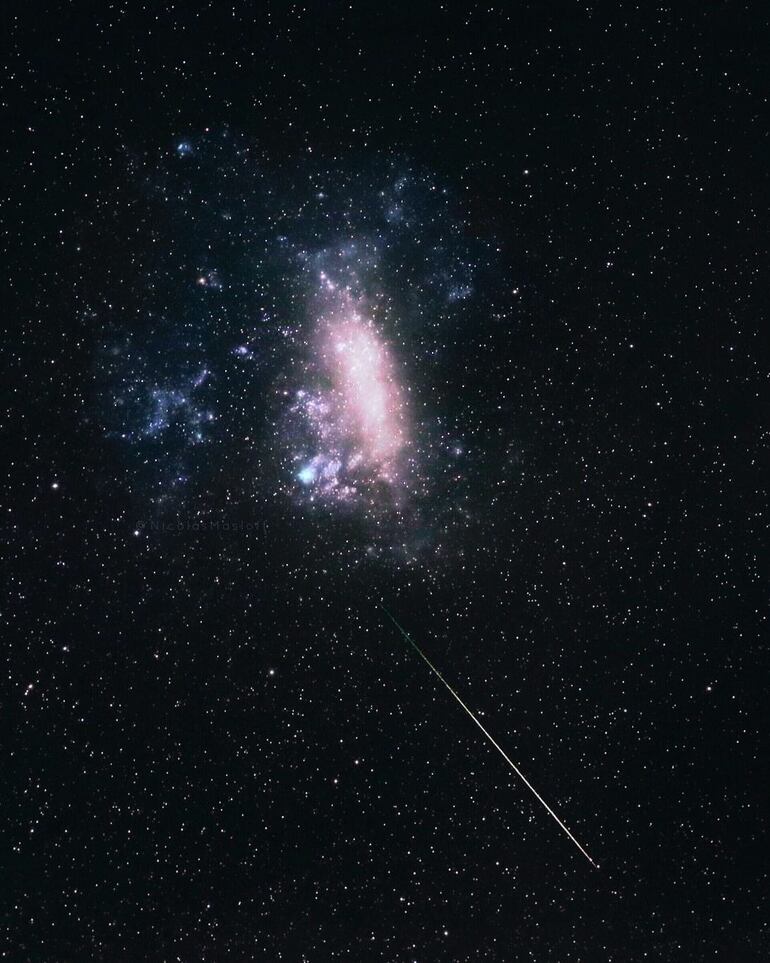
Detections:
289,283,410,503
319,294,407,470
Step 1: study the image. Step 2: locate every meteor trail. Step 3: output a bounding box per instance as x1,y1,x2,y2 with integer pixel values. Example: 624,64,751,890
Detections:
380,604,599,870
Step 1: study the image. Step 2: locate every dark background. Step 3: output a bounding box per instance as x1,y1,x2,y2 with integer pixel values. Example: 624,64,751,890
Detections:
3,2,767,960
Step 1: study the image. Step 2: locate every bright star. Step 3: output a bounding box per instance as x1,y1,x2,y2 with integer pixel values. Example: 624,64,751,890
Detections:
297,465,316,485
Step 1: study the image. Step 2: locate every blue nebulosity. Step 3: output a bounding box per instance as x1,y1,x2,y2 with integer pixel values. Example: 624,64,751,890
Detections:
297,465,316,485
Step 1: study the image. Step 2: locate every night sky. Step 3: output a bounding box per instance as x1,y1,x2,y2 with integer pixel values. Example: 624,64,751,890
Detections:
4,3,767,961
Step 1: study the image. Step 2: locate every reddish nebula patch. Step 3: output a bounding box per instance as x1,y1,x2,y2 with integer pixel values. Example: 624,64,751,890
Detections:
287,280,411,507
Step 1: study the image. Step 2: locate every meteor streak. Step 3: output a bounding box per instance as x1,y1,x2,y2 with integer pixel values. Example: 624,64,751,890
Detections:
380,604,599,870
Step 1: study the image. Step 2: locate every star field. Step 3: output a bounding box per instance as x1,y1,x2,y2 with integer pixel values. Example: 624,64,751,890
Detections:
3,3,767,961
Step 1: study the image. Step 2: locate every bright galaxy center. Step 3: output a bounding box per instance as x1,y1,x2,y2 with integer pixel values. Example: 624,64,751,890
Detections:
290,281,410,506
